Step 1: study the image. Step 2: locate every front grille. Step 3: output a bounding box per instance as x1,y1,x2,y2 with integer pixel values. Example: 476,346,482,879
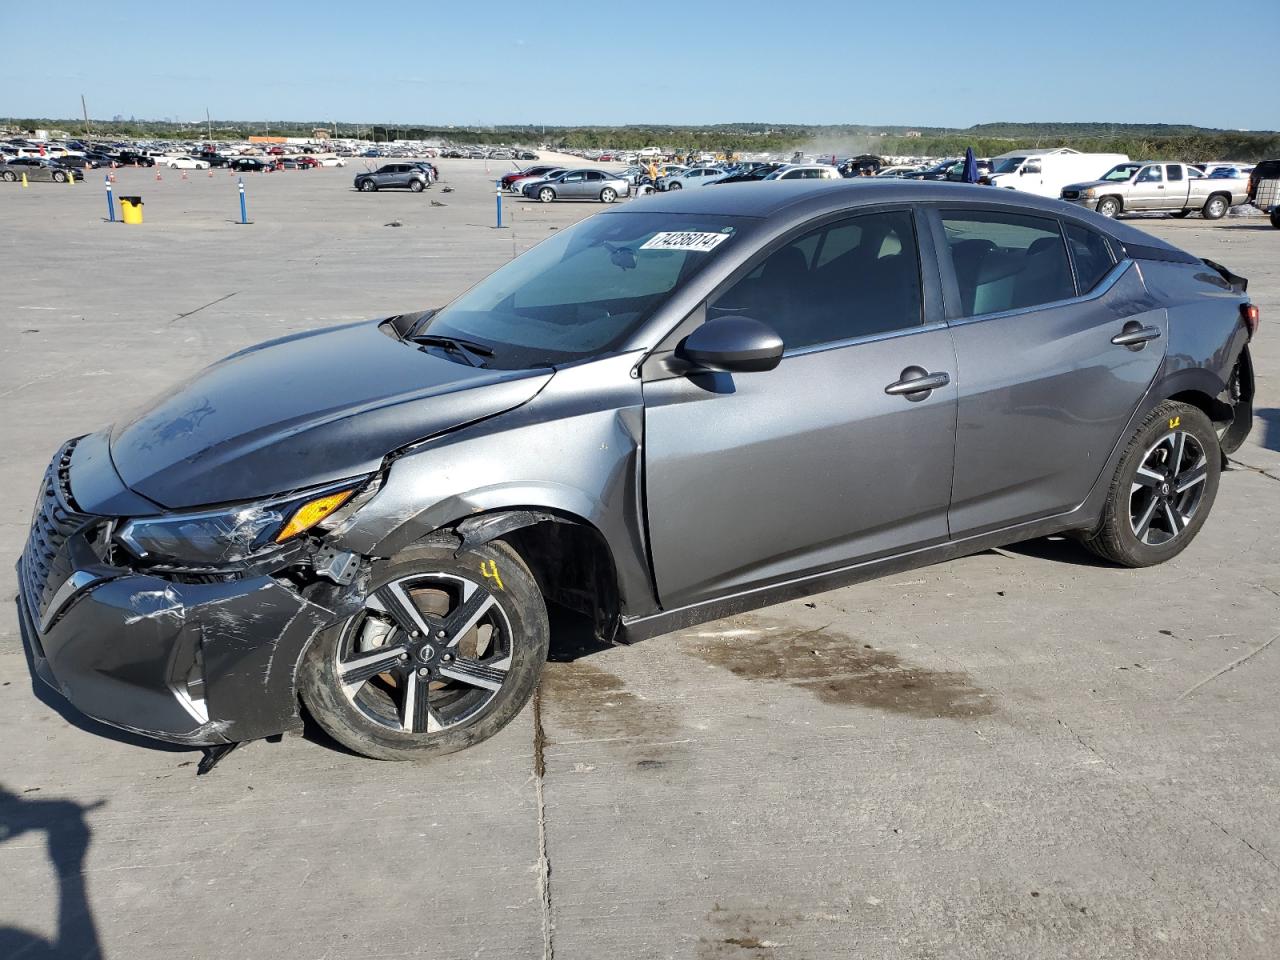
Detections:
20,440,95,626
1062,190,1080,200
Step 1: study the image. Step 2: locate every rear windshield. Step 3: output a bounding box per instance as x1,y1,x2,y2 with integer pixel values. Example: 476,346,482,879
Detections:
422,212,756,368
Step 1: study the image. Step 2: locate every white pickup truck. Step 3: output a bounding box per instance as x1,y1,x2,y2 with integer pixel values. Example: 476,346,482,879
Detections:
1060,161,1247,220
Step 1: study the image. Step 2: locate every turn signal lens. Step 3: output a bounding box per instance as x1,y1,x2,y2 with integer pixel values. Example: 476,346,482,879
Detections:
1242,303,1260,339
275,489,356,543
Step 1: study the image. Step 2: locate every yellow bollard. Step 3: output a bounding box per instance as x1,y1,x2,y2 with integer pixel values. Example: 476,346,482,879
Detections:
67,169,74,187
21,172,28,188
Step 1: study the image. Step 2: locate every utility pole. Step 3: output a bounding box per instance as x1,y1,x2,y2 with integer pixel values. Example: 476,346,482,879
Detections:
80,94,91,141
206,106,212,143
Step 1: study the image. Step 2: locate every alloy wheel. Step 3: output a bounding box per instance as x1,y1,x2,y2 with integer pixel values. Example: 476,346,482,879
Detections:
1129,429,1209,545
335,572,512,735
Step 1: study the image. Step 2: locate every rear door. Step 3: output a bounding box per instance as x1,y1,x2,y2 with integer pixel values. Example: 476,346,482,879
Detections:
1165,163,1189,207
644,208,957,608
933,208,1167,536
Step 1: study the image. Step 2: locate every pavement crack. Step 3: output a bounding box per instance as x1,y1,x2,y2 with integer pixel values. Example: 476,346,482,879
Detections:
1228,456,1280,483
171,291,238,324
532,684,554,960
1177,632,1279,701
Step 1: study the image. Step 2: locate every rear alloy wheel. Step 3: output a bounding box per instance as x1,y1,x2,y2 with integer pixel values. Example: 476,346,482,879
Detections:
538,187,555,203
1202,195,1229,220
359,180,377,192
409,179,424,192
600,187,617,203
1095,196,1120,218
1083,401,1219,567
301,541,548,760
53,171,67,182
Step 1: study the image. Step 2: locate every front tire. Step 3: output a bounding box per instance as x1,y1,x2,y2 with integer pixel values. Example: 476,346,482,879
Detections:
409,179,424,192
1201,194,1229,220
667,180,682,190
300,540,549,761
538,187,555,203
1082,401,1220,567
1096,196,1120,218
600,187,617,203
0,171,15,181
359,179,377,192
1270,209,1280,230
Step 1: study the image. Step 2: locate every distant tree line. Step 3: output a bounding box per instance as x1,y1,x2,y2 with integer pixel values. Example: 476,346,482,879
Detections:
5,117,1277,161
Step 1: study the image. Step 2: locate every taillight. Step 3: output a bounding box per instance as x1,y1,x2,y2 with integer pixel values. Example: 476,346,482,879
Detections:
1242,303,1260,339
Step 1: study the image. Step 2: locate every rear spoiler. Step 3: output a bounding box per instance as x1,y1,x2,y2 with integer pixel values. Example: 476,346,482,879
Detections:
1202,258,1248,294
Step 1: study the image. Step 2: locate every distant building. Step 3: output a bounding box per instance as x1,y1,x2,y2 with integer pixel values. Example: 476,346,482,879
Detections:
904,130,922,139
312,128,332,140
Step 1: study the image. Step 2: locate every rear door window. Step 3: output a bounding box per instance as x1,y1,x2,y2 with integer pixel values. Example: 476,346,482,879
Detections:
1064,222,1116,293
940,211,1076,316
1167,164,1184,181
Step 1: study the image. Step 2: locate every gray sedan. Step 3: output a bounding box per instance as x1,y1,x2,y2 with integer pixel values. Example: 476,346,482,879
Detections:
520,167,629,203
0,157,84,183
17,181,1256,763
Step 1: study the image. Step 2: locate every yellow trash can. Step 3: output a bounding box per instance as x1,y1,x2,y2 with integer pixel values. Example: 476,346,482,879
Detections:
120,196,144,225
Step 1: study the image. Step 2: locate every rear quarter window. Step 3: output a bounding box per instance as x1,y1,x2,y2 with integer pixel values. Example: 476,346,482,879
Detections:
1064,223,1116,293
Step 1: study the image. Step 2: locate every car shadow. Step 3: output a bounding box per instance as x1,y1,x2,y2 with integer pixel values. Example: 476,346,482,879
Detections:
995,536,1115,567
1253,408,1280,452
0,785,105,960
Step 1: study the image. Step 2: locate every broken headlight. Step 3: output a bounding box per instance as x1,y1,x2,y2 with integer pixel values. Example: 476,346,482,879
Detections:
117,480,366,567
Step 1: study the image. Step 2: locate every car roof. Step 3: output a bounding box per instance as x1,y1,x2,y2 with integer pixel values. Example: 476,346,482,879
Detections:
601,179,1190,253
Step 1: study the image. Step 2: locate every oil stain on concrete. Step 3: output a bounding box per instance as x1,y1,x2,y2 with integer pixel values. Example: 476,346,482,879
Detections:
538,660,679,744
684,618,996,720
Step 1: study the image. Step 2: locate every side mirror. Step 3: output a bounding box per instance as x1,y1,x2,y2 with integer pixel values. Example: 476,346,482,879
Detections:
675,316,784,373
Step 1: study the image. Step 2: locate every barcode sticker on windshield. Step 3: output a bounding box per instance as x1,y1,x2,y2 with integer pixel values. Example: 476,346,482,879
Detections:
641,231,732,252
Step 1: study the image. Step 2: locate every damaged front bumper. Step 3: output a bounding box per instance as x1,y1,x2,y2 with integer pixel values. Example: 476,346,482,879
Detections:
16,441,365,747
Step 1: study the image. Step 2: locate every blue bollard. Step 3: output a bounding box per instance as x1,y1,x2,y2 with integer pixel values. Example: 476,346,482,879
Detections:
105,174,115,222
238,177,248,224
495,185,503,229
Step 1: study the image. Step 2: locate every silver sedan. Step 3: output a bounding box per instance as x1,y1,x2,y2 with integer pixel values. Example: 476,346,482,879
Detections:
521,168,630,203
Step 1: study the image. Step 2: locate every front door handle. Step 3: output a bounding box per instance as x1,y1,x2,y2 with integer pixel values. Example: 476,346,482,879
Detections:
885,366,950,401
1111,323,1163,349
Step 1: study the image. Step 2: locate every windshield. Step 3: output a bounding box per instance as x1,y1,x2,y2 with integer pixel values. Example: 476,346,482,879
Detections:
991,156,1027,174
421,212,755,368
1102,163,1141,181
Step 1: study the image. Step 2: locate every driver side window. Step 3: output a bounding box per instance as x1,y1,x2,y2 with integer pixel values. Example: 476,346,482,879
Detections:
1137,165,1163,183
708,210,923,351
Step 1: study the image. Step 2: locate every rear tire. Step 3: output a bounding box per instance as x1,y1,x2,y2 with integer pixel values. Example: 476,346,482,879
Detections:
1096,196,1121,218
53,171,67,182
1082,401,1220,567
300,540,549,761
1270,210,1280,229
1201,194,1229,220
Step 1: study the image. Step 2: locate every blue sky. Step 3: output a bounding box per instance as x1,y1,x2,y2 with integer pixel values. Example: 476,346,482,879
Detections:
4,0,1275,129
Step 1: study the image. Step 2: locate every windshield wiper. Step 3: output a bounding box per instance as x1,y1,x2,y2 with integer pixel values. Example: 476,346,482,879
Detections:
411,334,494,367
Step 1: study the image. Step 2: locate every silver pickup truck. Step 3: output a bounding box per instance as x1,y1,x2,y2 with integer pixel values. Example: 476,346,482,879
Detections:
1061,161,1247,220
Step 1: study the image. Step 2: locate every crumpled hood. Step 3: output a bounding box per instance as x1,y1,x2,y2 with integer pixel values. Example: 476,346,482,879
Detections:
111,319,552,509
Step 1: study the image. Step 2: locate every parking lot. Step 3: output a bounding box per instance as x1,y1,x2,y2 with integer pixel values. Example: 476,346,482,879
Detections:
1,160,1278,960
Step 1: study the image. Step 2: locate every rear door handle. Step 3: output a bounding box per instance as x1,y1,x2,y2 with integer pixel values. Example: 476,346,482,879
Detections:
885,367,950,401
1111,324,1163,348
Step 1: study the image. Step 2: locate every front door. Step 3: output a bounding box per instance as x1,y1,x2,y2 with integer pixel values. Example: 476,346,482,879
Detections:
934,209,1168,536
1129,164,1166,210
644,209,958,610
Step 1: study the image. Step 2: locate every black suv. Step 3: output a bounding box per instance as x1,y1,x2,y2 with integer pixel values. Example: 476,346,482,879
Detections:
114,151,155,167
